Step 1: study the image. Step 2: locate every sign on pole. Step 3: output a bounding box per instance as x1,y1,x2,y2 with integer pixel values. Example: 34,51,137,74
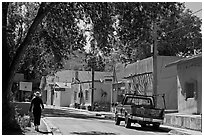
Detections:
19,82,32,91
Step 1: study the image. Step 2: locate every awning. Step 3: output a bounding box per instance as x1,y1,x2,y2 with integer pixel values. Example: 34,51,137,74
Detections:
123,72,152,79
55,82,71,88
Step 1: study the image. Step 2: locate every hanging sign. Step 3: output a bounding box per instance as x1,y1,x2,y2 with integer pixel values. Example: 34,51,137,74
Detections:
19,82,32,91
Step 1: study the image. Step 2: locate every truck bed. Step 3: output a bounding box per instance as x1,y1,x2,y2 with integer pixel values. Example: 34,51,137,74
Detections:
131,106,164,119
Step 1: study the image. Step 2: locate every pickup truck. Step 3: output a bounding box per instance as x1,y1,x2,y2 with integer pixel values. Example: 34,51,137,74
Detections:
115,94,165,128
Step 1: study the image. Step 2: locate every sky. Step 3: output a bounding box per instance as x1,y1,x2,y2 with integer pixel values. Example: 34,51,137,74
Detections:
185,2,202,19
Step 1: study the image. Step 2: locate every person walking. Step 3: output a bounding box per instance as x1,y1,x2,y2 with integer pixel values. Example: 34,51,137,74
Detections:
29,91,44,131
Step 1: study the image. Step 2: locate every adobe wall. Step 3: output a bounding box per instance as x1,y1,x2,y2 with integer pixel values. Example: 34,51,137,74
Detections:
94,82,112,103
157,56,183,109
177,59,202,114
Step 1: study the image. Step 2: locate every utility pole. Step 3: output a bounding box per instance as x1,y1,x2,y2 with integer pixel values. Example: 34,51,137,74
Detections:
91,66,94,110
90,56,96,111
152,22,158,107
90,39,96,111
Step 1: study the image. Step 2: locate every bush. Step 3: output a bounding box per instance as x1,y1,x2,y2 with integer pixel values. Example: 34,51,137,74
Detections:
17,114,31,129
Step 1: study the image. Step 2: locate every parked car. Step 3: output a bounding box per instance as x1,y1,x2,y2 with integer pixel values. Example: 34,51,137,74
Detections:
115,94,165,128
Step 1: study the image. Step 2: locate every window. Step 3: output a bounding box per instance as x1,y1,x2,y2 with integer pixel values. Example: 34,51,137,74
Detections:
185,80,197,100
124,97,152,106
85,90,89,101
74,91,77,101
78,92,83,98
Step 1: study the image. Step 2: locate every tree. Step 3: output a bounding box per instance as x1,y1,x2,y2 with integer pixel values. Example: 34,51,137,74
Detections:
2,2,89,132
2,2,55,133
85,53,106,71
76,3,115,55
7,2,87,78
158,8,202,56
109,2,201,63
75,2,201,66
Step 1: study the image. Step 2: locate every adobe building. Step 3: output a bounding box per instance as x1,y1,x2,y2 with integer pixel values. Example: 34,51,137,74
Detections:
71,71,112,111
166,54,202,114
45,70,112,111
113,56,183,110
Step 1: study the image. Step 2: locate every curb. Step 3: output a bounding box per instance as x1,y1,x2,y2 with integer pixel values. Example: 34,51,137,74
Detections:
94,114,202,135
42,118,62,135
94,113,115,120
41,118,53,135
161,125,202,135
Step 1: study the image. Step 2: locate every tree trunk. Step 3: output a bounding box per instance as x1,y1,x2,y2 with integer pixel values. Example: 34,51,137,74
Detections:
2,2,54,133
2,2,14,132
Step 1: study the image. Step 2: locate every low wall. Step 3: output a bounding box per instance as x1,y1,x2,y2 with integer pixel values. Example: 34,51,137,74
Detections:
164,113,202,131
12,102,31,115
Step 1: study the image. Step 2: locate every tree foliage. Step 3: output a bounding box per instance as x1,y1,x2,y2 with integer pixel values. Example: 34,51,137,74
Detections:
7,2,87,77
111,2,201,63
6,2,202,74
75,2,202,65
158,8,202,56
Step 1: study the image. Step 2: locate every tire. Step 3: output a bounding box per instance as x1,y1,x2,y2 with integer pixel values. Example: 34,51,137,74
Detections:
153,123,160,129
125,116,131,128
115,116,121,125
140,123,147,128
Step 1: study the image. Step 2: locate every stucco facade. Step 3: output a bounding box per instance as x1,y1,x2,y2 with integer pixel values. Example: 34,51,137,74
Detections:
176,56,202,114
45,70,112,109
156,56,183,109
114,56,182,110
71,81,112,109
53,82,72,107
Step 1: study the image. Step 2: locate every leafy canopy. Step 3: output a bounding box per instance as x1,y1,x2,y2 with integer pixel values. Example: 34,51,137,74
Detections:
7,2,202,75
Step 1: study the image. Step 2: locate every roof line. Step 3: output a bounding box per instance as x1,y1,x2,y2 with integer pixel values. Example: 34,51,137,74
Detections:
123,72,153,79
165,54,202,68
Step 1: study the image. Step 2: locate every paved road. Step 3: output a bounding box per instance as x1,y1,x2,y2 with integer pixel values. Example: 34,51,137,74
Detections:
42,106,202,135
43,113,172,135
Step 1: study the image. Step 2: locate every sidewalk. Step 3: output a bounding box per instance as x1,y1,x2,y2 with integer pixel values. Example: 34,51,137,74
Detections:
23,118,52,135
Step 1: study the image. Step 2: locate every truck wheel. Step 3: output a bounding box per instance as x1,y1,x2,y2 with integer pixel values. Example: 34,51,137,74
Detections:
153,123,160,129
140,123,147,128
115,116,121,125
125,117,131,128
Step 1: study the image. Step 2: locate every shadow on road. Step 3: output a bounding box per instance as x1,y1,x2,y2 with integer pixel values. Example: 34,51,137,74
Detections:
43,112,96,119
42,108,101,120
70,131,118,135
132,126,171,133
117,125,171,133
2,129,24,135
37,130,52,134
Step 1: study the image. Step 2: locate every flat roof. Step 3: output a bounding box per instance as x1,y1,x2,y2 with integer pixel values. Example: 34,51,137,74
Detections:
165,54,202,68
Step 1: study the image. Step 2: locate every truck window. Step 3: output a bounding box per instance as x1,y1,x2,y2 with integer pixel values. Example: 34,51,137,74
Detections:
124,97,152,106
124,97,133,105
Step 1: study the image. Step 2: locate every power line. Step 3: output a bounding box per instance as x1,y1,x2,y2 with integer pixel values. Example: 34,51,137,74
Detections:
164,9,202,35
191,9,202,15
166,22,193,35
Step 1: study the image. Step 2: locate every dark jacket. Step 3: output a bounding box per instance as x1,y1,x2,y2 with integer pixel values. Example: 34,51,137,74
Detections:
29,96,44,113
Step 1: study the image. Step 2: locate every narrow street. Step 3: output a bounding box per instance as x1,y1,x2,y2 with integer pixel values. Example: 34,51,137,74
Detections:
44,117,172,135
42,107,172,135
